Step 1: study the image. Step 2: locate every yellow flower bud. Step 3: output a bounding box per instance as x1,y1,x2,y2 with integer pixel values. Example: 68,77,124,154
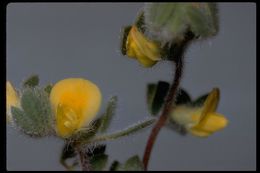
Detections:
170,88,228,137
6,81,20,123
50,78,102,138
126,26,161,67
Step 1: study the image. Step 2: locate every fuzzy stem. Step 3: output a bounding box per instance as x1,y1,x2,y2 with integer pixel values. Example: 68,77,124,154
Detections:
73,118,155,171
142,31,194,171
143,59,183,170
80,118,156,145
76,146,91,171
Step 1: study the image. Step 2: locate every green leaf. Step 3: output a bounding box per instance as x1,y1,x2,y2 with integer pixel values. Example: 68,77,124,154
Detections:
60,142,78,170
16,88,53,137
23,75,39,88
143,3,219,44
90,154,108,171
191,93,209,107
175,88,192,105
98,96,118,133
110,156,144,171
11,106,36,136
147,81,170,115
84,144,108,171
123,155,144,171
44,84,53,96
110,160,121,171
61,142,77,160
147,84,157,115
120,25,132,55
187,3,219,37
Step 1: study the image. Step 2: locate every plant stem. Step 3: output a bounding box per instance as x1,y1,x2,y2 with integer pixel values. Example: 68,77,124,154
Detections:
73,118,155,171
143,59,183,170
76,146,91,171
80,118,156,145
142,31,194,171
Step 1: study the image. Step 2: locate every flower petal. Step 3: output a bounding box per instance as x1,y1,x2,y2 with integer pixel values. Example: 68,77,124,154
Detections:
190,112,228,137
199,88,220,123
50,78,102,138
6,81,20,123
136,55,157,67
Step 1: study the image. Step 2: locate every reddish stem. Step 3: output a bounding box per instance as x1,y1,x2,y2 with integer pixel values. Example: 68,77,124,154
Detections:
142,31,194,170
142,59,183,170
76,145,91,171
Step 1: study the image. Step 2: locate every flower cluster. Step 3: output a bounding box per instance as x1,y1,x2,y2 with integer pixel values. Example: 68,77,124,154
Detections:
7,78,102,138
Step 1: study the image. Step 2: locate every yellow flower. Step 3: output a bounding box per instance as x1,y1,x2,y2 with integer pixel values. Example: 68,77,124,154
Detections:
6,81,20,123
50,78,102,138
170,88,228,137
126,25,162,67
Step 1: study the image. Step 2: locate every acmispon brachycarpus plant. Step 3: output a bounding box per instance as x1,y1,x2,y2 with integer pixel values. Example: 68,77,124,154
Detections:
8,2,230,171
50,78,102,138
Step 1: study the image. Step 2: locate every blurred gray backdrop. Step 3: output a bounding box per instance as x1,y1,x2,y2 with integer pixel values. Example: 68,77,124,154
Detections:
6,3,256,171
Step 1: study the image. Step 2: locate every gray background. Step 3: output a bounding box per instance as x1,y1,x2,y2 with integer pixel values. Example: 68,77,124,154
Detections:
6,3,256,171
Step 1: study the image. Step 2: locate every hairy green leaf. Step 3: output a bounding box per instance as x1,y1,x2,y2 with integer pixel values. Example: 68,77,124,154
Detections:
16,88,53,137
110,160,121,171
98,96,117,133
44,84,53,96
23,75,39,88
11,106,36,136
123,155,144,171
90,154,108,171
111,155,144,171
144,3,219,44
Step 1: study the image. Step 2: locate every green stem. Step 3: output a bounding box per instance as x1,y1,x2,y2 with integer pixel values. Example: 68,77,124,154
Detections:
80,118,156,145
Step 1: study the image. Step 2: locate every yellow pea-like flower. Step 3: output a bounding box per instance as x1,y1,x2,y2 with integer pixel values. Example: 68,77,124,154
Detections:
126,26,162,67
50,78,102,138
6,81,20,123
170,88,228,137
